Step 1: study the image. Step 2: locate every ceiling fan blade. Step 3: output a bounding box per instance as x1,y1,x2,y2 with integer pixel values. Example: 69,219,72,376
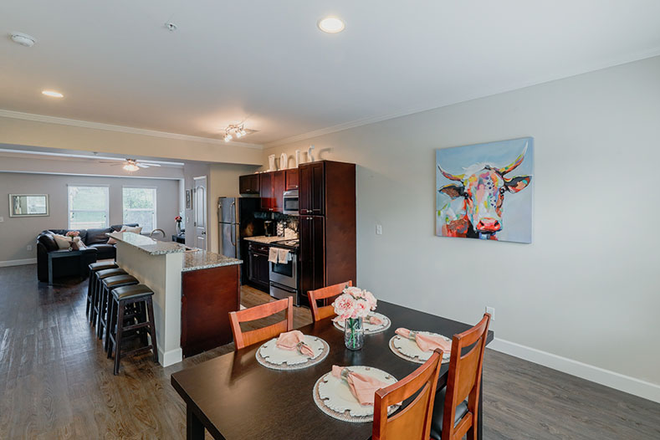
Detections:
142,163,161,167
137,163,150,168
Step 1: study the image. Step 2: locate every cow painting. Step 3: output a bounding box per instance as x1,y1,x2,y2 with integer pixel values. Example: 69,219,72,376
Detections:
436,138,533,243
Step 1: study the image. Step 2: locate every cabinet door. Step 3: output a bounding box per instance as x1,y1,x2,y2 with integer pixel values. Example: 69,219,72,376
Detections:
248,249,270,292
285,169,299,190
239,174,260,194
299,215,325,304
259,172,273,211
299,163,324,215
272,171,285,213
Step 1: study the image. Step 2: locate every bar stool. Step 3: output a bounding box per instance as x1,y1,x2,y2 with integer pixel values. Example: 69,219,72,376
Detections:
107,284,158,375
86,262,118,319
98,274,139,346
92,268,127,327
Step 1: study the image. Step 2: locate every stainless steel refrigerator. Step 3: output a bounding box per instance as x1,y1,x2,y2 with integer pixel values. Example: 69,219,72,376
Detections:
218,197,263,261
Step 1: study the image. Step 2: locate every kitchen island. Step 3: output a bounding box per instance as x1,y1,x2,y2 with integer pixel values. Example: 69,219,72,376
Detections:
108,232,242,366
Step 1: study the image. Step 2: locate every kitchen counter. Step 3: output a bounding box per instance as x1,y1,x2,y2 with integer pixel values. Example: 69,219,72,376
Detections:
108,231,186,255
244,235,295,244
183,250,242,272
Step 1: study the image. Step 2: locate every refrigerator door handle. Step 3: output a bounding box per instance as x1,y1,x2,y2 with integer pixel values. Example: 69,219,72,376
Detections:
231,224,236,247
231,200,236,224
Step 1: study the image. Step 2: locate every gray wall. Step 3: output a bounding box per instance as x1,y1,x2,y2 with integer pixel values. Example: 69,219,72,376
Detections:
264,56,660,393
0,172,180,262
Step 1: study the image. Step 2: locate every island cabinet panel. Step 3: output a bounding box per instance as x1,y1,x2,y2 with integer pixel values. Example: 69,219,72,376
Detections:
239,174,260,195
181,265,240,357
272,170,285,213
299,162,325,215
259,172,274,211
285,168,299,190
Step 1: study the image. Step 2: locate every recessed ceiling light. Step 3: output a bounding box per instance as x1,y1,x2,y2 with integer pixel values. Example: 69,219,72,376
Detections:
318,17,345,34
42,90,64,98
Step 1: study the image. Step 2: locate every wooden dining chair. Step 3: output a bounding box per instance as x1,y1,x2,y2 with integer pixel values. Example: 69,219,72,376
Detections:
308,280,353,322
430,313,491,440
228,297,294,349
373,349,443,440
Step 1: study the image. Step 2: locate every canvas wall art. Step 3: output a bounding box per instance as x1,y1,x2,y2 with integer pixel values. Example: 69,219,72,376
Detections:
436,137,533,243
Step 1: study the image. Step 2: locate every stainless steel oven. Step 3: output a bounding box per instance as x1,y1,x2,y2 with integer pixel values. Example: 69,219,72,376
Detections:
283,190,299,216
269,242,299,305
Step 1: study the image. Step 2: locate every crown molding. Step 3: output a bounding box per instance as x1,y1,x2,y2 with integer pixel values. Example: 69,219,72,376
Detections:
264,48,660,148
0,109,263,150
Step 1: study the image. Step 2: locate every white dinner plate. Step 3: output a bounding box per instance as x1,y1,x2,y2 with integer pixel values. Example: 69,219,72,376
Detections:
256,335,329,370
333,312,391,335
389,332,451,364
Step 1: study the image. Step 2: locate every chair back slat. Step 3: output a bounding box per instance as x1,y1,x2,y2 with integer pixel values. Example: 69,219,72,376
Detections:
228,297,294,349
373,349,443,440
442,313,491,440
308,280,353,322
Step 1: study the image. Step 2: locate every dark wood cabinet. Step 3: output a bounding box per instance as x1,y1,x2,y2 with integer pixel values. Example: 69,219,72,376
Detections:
299,162,325,215
272,171,285,212
299,215,325,305
259,172,273,211
239,174,260,195
285,169,299,190
248,242,270,291
181,265,240,357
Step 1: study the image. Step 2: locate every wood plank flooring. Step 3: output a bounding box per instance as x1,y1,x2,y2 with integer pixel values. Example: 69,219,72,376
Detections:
0,264,658,439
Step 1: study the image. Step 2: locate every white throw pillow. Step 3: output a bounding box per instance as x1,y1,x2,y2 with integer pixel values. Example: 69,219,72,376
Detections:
71,237,87,251
53,234,72,250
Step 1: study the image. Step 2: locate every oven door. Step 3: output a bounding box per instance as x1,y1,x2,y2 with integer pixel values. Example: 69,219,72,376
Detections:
269,282,298,306
268,251,297,290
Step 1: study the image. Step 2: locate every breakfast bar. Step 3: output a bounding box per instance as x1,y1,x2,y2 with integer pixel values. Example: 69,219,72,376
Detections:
108,232,242,366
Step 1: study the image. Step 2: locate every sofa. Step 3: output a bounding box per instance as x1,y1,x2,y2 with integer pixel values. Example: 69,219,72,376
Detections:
36,224,138,282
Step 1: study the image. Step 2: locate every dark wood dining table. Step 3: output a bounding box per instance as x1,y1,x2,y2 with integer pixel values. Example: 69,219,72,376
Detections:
171,300,494,440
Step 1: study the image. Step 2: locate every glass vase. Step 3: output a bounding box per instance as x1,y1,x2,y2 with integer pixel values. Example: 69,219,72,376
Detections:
344,317,364,351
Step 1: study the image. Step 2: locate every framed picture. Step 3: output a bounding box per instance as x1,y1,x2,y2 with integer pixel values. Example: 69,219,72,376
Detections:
436,137,533,243
9,194,50,217
185,189,192,210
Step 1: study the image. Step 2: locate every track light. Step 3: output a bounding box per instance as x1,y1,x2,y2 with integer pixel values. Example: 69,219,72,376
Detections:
223,124,250,142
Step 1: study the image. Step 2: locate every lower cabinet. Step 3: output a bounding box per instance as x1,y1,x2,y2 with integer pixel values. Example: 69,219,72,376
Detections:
181,264,240,357
248,242,270,292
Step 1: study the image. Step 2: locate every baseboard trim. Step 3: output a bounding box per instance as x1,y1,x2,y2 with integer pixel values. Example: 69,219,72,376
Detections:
489,338,660,404
0,258,37,267
159,347,183,368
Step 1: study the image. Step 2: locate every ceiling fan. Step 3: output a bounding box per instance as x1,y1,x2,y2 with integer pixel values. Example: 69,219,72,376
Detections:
99,158,162,172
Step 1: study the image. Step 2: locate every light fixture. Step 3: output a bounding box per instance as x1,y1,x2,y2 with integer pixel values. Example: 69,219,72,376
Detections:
123,160,140,172
223,124,250,142
318,16,345,34
10,32,36,47
42,90,64,98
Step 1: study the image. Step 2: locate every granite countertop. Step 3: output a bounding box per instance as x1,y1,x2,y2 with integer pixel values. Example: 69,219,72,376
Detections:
183,250,242,272
244,236,288,244
109,232,186,255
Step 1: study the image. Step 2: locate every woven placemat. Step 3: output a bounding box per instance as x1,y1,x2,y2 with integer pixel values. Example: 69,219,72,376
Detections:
332,313,392,335
388,336,450,364
256,337,330,371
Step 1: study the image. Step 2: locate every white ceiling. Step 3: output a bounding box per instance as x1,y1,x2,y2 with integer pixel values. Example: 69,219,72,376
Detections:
1,0,659,147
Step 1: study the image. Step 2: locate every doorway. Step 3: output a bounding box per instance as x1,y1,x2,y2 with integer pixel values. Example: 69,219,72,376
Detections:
193,176,207,250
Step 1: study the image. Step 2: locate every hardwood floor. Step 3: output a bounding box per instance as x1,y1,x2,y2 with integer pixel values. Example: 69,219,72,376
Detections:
1,265,658,439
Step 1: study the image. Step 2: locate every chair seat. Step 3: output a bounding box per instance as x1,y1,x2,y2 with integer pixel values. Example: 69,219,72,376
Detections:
102,275,138,288
97,268,127,279
429,387,470,440
89,262,119,272
113,284,154,300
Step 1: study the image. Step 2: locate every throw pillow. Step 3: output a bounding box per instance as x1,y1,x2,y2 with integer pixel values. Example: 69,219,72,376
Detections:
71,237,87,251
53,234,72,250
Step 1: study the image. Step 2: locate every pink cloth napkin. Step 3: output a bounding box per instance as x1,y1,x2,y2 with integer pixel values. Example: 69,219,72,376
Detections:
331,366,389,406
276,330,314,357
395,328,451,353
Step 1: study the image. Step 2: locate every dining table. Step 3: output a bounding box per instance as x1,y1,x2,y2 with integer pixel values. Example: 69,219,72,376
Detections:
171,300,494,440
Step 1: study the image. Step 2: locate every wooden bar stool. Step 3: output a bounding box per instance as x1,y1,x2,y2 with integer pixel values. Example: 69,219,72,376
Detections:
107,284,158,375
91,267,127,326
98,274,139,345
86,262,118,319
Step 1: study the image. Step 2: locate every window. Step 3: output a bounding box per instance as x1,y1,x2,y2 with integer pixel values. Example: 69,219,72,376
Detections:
123,187,157,233
68,185,109,229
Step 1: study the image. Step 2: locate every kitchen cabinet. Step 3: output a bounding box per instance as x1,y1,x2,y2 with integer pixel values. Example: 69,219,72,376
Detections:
285,168,299,190
239,174,260,195
299,162,325,215
272,170,285,212
259,172,273,211
248,242,270,292
299,215,325,305
181,264,240,357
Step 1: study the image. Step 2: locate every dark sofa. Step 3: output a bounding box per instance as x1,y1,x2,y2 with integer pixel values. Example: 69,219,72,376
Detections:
36,224,138,282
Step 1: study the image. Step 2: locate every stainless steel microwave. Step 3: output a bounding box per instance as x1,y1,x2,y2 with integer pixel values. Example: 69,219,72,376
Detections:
283,190,299,215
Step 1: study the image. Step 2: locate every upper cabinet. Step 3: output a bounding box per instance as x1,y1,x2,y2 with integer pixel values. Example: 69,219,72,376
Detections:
299,162,325,215
272,171,285,212
239,174,260,195
285,169,299,191
259,172,273,211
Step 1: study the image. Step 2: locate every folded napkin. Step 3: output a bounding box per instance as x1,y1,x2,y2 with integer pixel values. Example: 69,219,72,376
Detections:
268,247,278,263
331,366,389,406
395,328,451,353
276,330,314,357
277,248,291,263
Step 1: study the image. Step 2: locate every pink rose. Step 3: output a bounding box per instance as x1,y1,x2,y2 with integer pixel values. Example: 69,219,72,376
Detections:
352,299,369,319
364,291,377,310
333,294,356,321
